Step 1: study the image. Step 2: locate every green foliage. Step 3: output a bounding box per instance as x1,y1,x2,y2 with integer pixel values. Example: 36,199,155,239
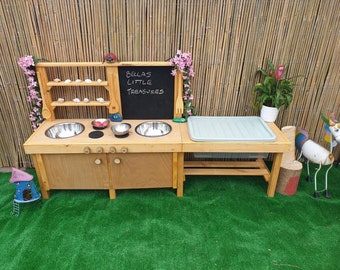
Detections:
252,59,295,111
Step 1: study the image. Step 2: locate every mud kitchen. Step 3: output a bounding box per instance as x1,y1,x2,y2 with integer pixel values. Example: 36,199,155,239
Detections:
23,61,290,199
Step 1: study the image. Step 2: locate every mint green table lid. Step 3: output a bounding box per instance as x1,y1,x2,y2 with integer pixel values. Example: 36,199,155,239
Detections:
187,116,276,142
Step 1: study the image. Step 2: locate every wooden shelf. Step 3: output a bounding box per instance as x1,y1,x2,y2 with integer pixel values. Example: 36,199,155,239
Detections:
47,81,108,87
36,61,170,67
36,63,120,120
51,101,110,107
35,61,182,121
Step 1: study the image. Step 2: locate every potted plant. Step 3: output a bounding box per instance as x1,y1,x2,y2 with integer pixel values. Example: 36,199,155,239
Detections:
252,59,296,122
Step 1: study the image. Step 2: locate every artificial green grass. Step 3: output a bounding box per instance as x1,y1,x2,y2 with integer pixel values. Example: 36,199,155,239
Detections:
1,164,340,270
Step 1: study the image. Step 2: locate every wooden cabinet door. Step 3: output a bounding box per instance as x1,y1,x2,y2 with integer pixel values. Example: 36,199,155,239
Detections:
109,153,173,189
42,154,109,189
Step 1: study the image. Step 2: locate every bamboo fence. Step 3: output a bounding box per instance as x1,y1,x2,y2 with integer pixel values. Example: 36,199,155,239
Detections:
0,0,339,168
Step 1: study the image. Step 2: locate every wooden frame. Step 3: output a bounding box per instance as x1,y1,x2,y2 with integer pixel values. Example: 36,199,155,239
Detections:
179,122,291,197
35,61,183,121
24,62,291,199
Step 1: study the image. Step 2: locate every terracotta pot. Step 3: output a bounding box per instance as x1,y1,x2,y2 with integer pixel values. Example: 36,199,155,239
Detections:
260,105,279,122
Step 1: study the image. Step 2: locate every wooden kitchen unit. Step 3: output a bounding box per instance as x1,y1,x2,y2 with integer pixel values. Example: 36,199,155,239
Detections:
24,119,183,199
23,61,185,199
23,61,291,199
24,118,290,199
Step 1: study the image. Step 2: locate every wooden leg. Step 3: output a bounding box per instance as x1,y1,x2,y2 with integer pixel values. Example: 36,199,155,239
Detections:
109,189,116,199
267,153,283,197
172,153,178,189
107,160,116,199
257,158,270,182
176,152,184,197
33,154,50,199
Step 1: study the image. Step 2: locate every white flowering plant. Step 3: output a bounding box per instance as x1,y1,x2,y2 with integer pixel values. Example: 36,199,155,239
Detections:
18,55,47,130
169,50,196,119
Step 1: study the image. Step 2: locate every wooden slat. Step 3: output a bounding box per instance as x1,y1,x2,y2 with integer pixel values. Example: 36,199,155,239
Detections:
185,160,266,168
1,0,340,168
184,168,270,176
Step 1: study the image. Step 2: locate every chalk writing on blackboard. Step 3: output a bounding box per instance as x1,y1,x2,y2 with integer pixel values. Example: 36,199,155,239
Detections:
118,66,174,119
125,71,164,95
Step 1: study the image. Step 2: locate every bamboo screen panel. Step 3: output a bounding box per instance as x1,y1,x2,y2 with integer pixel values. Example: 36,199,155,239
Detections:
0,0,339,168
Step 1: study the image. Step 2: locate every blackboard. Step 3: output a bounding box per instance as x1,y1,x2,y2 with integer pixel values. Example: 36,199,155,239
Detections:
118,66,174,119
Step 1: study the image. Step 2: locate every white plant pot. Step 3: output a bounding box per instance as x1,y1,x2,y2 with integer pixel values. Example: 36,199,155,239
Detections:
260,105,279,122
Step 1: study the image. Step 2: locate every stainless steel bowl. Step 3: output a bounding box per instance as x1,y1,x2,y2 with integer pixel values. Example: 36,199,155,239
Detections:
45,122,85,139
135,121,171,137
111,123,131,136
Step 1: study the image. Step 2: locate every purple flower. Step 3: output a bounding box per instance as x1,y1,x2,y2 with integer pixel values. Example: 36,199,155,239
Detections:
24,70,35,76
18,55,44,130
18,55,35,70
169,50,195,119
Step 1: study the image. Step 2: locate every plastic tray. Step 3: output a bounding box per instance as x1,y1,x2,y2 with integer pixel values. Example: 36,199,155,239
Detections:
187,116,276,142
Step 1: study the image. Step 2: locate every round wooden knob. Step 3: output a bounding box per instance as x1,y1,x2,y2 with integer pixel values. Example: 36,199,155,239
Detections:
96,147,103,153
114,158,121,164
120,147,128,153
83,147,91,154
109,146,116,153
94,158,102,165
